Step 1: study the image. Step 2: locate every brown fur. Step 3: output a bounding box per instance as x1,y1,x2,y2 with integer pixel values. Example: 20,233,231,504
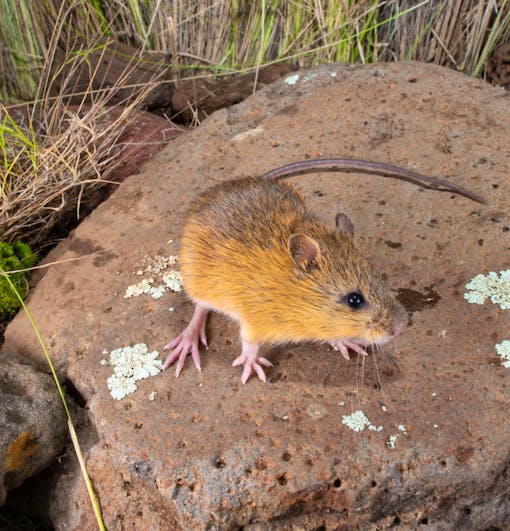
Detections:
179,178,407,346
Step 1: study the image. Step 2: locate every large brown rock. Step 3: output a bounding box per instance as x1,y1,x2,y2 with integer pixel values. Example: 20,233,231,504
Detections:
3,62,510,529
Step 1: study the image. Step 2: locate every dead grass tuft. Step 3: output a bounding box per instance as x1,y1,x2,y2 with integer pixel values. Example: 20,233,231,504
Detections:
1,37,163,246
379,0,510,76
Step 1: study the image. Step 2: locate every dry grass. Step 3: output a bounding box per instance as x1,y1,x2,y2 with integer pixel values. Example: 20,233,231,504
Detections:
380,0,510,75
0,37,161,246
2,1,509,104
93,0,510,75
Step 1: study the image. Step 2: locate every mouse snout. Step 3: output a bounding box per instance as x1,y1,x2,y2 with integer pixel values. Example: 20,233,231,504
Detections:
391,303,408,336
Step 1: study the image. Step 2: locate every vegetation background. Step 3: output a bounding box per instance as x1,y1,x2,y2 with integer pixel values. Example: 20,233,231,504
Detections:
1,0,508,250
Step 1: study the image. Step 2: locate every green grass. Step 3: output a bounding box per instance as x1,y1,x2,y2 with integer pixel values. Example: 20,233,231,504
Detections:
0,107,38,194
2,1,508,104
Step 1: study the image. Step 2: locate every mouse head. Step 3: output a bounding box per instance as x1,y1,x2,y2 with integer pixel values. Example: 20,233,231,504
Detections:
287,218,408,347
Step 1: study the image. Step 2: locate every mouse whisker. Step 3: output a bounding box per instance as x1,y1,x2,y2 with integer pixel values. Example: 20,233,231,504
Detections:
353,348,366,408
371,344,383,390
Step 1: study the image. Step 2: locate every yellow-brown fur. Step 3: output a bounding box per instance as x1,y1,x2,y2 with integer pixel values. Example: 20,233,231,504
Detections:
180,178,406,346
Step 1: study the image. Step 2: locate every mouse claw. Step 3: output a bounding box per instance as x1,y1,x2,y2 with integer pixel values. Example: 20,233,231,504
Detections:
232,341,271,384
200,327,208,349
330,339,369,360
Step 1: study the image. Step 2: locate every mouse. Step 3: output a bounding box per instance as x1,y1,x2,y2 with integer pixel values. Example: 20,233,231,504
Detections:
163,158,484,383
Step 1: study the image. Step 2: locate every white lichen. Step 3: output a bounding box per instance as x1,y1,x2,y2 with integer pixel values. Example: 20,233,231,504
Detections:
107,374,137,400
465,270,510,367
140,254,178,275
284,74,300,85
464,270,510,310
149,285,167,300
124,278,154,298
342,410,371,432
303,73,317,82
105,343,163,400
386,435,398,449
124,254,183,300
495,340,510,368
162,270,183,292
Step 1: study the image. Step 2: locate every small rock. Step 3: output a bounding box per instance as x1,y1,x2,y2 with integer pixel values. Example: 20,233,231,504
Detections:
0,353,67,504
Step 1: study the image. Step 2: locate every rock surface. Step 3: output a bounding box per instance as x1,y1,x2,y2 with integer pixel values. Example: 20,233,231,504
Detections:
0,353,67,505
3,62,510,529
107,108,184,184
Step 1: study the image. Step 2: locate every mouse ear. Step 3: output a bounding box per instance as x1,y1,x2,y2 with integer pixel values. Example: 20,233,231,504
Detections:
335,213,354,237
288,234,321,270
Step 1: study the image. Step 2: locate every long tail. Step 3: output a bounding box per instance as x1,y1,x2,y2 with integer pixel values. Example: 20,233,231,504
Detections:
260,158,485,204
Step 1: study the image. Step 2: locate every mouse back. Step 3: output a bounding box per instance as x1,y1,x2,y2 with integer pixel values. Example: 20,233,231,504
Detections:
184,177,308,244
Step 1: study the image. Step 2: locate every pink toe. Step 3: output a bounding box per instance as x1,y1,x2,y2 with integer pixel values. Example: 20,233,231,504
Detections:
191,343,202,372
253,363,267,382
175,351,187,377
200,329,208,348
164,335,182,351
164,347,181,369
241,364,252,384
340,346,350,360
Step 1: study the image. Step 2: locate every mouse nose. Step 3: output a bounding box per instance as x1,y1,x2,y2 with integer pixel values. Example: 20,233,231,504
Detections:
391,304,408,336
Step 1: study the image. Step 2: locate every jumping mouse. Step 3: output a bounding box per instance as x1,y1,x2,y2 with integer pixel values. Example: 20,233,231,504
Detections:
163,158,483,383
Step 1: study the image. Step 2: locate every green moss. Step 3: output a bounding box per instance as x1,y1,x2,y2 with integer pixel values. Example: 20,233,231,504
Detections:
0,241,37,318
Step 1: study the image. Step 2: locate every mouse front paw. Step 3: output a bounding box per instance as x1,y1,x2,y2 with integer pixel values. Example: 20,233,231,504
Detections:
329,339,369,360
232,341,272,384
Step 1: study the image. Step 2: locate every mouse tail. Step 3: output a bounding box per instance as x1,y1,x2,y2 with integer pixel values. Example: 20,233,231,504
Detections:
260,158,485,204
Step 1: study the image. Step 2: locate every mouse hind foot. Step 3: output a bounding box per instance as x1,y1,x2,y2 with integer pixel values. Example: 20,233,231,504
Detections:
163,303,208,376
232,340,273,384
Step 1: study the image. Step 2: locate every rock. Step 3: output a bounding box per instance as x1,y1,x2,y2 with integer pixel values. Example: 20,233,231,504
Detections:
171,62,298,121
49,37,297,118
3,62,510,529
52,38,172,109
0,353,67,505
94,107,185,185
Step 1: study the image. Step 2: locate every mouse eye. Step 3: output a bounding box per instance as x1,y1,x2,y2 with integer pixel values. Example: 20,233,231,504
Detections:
344,291,365,309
